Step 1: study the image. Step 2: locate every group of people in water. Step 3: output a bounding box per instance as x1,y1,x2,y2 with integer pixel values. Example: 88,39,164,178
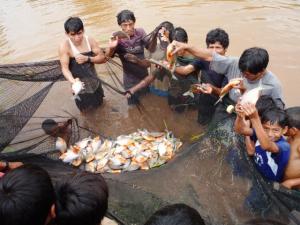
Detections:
0,8,300,225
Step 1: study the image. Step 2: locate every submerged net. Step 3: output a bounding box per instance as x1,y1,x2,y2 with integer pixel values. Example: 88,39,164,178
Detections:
0,60,299,225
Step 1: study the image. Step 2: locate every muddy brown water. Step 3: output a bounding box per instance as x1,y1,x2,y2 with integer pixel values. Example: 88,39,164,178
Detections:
1,1,300,224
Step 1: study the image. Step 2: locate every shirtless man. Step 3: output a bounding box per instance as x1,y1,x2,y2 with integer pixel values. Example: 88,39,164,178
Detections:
282,107,300,189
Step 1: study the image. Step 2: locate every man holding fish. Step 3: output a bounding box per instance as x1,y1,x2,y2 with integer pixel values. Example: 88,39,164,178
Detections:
171,42,285,123
106,10,150,105
59,17,106,112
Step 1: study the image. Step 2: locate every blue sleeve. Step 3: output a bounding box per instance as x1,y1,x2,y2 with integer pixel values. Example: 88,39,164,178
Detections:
276,139,290,163
191,59,205,71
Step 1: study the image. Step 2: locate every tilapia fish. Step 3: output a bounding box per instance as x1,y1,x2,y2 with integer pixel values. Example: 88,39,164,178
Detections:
215,78,243,105
59,129,183,174
183,84,209,98
240,85,270,105
166,44,176,71
72,80,84,101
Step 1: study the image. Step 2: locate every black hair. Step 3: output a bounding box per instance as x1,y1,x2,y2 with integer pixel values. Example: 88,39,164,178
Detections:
206,28,229,49
261,107,288,128
238,47,269,74
144,203,205,225
0,164,55,225
286,107,300,129
64,17,84,34
117,10,136,25
42,119,58,135
158,21,174,42
55,171,109,225
255,95,277,117
173,27,188,43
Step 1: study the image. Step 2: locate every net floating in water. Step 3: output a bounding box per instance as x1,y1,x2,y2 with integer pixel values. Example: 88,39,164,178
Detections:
59,129,182,173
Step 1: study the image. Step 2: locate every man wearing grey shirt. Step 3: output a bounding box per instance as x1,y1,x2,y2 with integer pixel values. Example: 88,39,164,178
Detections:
171,42,284,123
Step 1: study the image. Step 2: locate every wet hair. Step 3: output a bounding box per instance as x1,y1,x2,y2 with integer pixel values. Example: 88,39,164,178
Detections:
42,119,58,135
117,10,136,25
286,107,300,129
261,107,288,128
64,17,84,34
255,95,277,117
0,164,55,225
206,28,229,49
238,47,269,74
55,171,109,225
144,203,205,225
173,27,188,43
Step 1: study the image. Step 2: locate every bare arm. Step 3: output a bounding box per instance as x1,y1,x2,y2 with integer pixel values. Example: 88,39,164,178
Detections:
127,74,155,96
281,178,300,189
244,103,280,153
175,64,196,76
89,37,106,64
59,42,76,84
245,136,255,156
105,37,118,58
171,41,213,61
234,103,253,136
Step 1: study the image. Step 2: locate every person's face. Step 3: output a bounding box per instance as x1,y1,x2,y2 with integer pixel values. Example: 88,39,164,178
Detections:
262,121,287,142
120,20,135,37
208,42,226,55
242,69,265,82
67,29,84,46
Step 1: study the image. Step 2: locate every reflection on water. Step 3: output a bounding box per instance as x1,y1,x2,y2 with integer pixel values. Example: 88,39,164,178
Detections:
0,0,299,106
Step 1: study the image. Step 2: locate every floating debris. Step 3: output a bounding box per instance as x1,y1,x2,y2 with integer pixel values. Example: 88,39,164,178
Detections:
59,129,182,173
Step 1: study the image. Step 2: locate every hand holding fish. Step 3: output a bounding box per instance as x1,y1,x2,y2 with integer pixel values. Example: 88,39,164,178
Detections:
192,83,212,94
235,102,245,118
109,36,119,49
242,103,259,119
75,54,89,64
170,40,188,55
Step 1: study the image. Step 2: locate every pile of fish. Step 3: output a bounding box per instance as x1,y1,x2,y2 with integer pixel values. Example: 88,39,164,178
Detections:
59,129,183,173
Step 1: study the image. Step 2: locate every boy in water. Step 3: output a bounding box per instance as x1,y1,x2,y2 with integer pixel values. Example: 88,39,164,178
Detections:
281,107,300,189
234,103,290,182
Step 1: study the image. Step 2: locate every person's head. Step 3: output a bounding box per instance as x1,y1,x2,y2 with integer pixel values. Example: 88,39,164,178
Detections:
239,47,269,81
117,10,136,36
255,95,277,117
0,164,55,225
42,119,71,137
206,28,229,55
260,107,288,142
42,119,59,136
64,17,84,45
144,203,205,225
285,107,300,138
173,27,188,56
54,171,108,225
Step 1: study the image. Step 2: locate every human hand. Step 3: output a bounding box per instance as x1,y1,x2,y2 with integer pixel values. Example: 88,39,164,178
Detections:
191,83,212,94
109,36,118,49
232,78,246,94
235,102,245,118
170,40,188,55
125,90,133,99
242,103,258,119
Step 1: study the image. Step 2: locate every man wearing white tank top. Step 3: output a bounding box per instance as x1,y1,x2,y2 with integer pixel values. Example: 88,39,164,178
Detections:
59,17,106,112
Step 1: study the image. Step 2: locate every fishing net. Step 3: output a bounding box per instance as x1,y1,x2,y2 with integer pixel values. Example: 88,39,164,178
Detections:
0,60,300,225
